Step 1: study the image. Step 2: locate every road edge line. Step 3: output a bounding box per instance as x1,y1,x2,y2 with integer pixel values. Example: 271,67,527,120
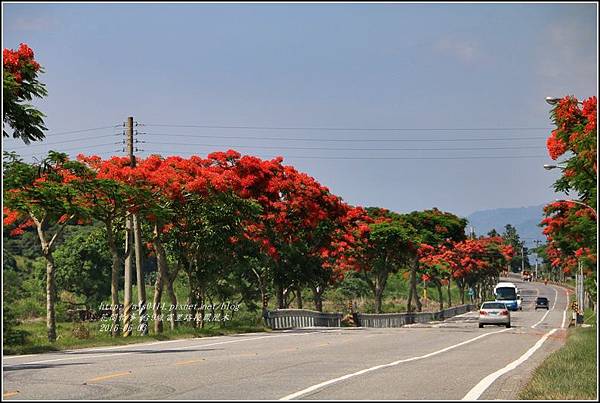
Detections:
279,328,510,400
461,328,558,400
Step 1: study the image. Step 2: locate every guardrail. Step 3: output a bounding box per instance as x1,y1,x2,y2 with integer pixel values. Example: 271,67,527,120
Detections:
264,304,475,329
264,309,343,329
355,304,475,328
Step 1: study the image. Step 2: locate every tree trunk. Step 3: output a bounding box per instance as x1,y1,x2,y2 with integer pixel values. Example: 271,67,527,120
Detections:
276,283,285,309
260,286,268,318
374,271,388,314
33,216,70,342
282,286,295,309
152,224,168,334
106,225,121,337
109,251,121,336
409,259,422,312
199,288,206,329
251,268,268,319
414,278,422,312
374,287,384,314
166,270,178,330
447,278,452,307
458,280,465,305
407,271,414,313
44,252,57,342
220,301,226,328
436,282,444,310
133,214,147,335
312,286,323,312
123,215,133,337
187,270,197,329
296,285,303,309
208,294,215,324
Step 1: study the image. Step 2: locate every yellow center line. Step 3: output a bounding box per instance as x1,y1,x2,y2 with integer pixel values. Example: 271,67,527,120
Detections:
3,391,19,398
86,371,131,383
175,358,206,366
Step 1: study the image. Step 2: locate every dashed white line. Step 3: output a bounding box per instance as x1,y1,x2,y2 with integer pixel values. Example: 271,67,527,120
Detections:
531,286,558,328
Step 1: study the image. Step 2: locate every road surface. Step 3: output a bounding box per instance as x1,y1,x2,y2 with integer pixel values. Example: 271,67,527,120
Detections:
3,280,571,400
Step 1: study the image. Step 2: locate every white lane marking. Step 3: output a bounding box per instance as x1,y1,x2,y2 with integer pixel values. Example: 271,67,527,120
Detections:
4,352,135,366
462,328,558,400
2,353,37,360
561,287,570,329
549,285,558,310
531,286,558,328
175,332,315,351
4,329,341,361
2,334,230,360
4,332,314,368
279,328,510,401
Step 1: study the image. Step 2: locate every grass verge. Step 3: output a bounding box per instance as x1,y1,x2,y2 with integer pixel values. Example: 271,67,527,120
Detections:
518,313,597,400
4,320,268,355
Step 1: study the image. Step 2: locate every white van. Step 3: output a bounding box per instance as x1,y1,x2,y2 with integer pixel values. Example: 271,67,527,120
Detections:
494,282,520,311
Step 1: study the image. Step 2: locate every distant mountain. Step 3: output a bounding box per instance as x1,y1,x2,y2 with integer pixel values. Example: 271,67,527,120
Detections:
466,204,546,244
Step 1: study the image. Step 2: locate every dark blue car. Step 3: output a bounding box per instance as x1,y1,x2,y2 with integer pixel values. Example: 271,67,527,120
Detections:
535,297,550,310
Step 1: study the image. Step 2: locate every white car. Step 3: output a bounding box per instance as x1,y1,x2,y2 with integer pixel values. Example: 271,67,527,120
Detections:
479,301,511,328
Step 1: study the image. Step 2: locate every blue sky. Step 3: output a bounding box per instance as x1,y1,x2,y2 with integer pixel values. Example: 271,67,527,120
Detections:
2,2,597,218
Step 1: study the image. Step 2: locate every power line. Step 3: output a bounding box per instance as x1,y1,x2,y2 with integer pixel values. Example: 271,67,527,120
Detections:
142,150,547,160
31,125,121,137
146,142,543,152
142,133,547,142
10,134,118,150
9,143,117,157
141,123,552,131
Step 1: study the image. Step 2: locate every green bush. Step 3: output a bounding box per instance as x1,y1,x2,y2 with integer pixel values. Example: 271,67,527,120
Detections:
71,322,91,339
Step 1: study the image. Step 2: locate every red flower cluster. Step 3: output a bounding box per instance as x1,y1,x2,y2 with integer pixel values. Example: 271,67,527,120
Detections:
546,130,568,160
418,236,513,283
581,96,597,135
3,43,41,83
541,198,596,275
77,150,355,272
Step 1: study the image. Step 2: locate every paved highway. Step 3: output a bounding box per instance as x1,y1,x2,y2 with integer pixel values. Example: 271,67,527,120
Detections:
3,279,571,400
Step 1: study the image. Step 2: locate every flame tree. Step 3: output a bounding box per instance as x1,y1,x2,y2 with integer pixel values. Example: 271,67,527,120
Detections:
3,43,48,144
3,152,92,341
541,95,597,297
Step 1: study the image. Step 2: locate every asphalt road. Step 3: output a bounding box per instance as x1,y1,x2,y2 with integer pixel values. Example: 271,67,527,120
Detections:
2,279,571,400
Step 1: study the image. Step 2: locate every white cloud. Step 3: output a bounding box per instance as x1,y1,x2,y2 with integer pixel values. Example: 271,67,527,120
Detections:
8,16,58,32
433,37,480,64
536,18,596,81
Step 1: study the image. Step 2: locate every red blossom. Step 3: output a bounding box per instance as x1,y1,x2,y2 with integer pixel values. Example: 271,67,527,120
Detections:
546,130,568,160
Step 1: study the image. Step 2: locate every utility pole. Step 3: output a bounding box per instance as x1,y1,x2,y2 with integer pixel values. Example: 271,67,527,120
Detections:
533,240,541,281
123,117,134,337
521,245,525,273
130,117,147,335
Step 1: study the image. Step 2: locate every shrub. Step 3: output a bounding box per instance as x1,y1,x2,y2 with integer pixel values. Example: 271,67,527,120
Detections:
71,322,90,339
